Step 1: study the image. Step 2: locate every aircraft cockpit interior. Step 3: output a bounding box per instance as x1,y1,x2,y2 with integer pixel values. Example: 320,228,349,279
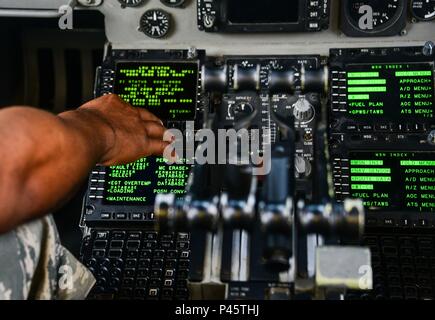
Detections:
0,0,434,303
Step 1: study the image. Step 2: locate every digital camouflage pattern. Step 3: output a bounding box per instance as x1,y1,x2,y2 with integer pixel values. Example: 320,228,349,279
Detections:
0,215,95,300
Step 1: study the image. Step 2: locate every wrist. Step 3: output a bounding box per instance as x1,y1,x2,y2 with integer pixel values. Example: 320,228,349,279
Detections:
58,108,115,164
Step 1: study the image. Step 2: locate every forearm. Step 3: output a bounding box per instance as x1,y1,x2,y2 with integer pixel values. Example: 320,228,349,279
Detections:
0,107,110,233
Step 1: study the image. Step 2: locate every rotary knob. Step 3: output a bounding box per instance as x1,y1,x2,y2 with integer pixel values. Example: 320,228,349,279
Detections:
295,156,312,178
203,14,216,28
292,98,314,123
231,102,255,121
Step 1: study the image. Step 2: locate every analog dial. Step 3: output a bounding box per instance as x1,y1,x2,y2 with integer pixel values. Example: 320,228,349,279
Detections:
139,9,172,39
118,0,146,8
346,0,405,32
160,0,186,8
411,0,435,21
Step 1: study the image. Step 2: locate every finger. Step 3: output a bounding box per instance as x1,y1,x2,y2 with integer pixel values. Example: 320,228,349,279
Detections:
143,121,167,139
137,108,164,125
145,139,171,157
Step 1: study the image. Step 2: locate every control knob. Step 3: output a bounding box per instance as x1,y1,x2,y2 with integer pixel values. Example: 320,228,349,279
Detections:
203,14,215,28
292,98,314,123
231,102,255,121
295,156,312,178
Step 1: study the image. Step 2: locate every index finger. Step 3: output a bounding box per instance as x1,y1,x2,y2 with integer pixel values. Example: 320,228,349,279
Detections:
137,108,164,125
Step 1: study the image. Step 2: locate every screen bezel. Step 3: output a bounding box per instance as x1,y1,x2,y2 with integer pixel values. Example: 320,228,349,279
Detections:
219,0,308,32
224,0,301,25
344,61,435,122
348,150,435,214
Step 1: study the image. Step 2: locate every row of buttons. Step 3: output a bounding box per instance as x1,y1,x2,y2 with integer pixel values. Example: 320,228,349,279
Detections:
111,50,185,61
344,123,429,133
366,218,435,228
330,71,347,112
99,69,114,95
100,212,155,221
306,0,328,30
340,133,425,144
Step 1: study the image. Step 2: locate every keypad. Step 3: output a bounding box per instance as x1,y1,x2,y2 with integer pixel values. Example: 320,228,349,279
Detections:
81,229,190,300
346,234,435,300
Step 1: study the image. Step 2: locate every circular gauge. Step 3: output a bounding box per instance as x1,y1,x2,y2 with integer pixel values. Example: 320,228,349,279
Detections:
411,0,435,21
139,9,172,39
118,0,146,8
345,0,405,34
160,0,186,8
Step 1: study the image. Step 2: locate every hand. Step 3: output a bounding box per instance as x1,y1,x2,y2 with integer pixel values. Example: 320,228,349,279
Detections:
77,94,170,166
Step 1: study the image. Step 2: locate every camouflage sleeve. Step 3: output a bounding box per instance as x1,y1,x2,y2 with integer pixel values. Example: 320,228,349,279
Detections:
0,215,95,300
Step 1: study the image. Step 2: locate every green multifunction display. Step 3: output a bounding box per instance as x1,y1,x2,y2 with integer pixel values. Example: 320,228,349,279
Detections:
104,157,191,206
349,152,435,212
346,63,434,119
114,61,198,120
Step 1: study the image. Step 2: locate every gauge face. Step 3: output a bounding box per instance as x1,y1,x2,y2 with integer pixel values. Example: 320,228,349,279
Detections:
411,0,435,21
347,0,405,32
139,9,171,39
160,0,185,8
118,0,146,8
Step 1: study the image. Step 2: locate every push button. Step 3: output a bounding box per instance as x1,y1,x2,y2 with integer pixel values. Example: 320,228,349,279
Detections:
92,250,105,258
375,124,389,131
419,219,429,227
165,269,175,277
100,212,111,219
112,231,126,240
309,11,319,19
384,218,395,226
127,232,142,240
150,269,162,278
307,21,320,30
94,240,108,249
115,212,127,220
162,288,174,299
345,124,358,132
148,288,159,297
95,231,109,240
401,218,411,227
110,240,124,249
131,213,143,220
360,124,373,131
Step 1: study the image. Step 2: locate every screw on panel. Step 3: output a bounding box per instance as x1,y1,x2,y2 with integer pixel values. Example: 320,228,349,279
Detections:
428,130,435,146
188,47,198,59
423,41,434,56
78,0,103,6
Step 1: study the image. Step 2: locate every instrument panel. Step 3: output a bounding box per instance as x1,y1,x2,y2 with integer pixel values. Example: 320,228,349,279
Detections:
329,46,435,230
2,0,433,302
2,0,431,55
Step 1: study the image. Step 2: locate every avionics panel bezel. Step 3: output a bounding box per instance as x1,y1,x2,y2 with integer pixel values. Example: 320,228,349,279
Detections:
84,49,205,226
329,46,435,230
332,150,435,231
197,0,330,33
329,46,435,143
